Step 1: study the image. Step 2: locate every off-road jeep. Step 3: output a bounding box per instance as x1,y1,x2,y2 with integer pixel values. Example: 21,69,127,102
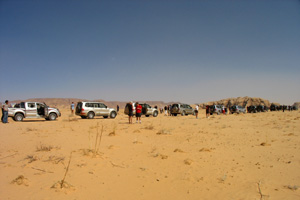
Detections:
75,102,117,119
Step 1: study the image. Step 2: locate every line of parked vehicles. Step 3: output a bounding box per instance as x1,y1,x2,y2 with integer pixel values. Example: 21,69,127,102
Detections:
7,101,298,122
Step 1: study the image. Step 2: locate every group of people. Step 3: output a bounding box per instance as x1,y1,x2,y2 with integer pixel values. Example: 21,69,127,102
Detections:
1,100,9,124
127,102,142,124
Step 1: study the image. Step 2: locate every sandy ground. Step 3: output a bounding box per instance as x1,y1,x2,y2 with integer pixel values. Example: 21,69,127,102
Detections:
0,109,299,200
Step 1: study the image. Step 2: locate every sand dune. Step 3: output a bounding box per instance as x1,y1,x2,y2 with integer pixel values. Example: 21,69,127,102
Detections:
0,109,299,199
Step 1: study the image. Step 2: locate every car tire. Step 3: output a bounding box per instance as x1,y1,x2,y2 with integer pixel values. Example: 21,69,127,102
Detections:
145,115,150,117
174,114,177,116
48,113,57,121
153,111,158,117
14,113,24,121
81,116,87,119
181,111,185,116
110,111,117,118
87,112,95,119
103,116,108,118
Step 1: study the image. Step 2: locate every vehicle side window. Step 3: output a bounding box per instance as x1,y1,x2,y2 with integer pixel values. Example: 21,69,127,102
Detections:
21,102,25,108
94,103,98,108
99,103,106,108
85,103,91,107
28,103,36,108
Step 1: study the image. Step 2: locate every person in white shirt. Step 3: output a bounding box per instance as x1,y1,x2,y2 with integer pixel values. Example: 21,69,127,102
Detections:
195,105,199,119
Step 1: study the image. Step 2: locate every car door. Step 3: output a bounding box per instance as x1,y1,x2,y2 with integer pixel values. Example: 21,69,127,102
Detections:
93,103,101,116
145,104,152,115
99,103,109,116
25,102,38,118
187,105,193,114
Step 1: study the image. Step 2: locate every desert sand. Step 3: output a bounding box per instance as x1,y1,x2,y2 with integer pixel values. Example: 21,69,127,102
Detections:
0,109,299,200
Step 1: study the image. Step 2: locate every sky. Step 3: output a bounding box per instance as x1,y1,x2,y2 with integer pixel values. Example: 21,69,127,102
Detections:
0,0,300,105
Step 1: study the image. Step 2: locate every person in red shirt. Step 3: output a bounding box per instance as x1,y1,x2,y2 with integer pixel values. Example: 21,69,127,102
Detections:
135,102,142,124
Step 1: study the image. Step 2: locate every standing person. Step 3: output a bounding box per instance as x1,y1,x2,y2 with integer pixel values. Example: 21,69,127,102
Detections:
70,102,75,115
2,100,9,124
206,105,210,118
117,105,119,113
195,104,199,119
128,102,133,124
222,106,225,115
168,104,172,116
135,102,142,124
164,106,168,116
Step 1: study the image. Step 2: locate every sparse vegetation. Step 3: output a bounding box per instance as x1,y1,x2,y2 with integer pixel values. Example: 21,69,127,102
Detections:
36,144,60,152
44,156,65,164
83,123,104,157
144,123,154,130
24,155,39,163
11,175,29,186
51,152,73,190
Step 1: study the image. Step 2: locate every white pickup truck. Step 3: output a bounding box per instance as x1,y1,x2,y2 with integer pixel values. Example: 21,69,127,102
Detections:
8,102,61,121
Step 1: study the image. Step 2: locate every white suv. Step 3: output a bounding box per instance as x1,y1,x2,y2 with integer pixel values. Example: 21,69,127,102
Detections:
75,102,117,119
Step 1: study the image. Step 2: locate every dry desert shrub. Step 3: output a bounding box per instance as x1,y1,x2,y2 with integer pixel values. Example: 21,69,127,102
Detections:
51,152,74,190
11,175,29,186
156,128,171,135
144,123,154,130
36,144,60,152
24,155,39,163
44,156,65,164
284,185,299,191
86,123,104,156
51,181,74,190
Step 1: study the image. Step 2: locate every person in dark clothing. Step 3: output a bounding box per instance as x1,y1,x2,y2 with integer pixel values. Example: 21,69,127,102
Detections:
206,105,210,118
128,102,133,124
117,105,119,113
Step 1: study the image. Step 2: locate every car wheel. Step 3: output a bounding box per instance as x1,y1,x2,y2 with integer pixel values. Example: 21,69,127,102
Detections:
181,111,186,116
87,112,95,119
145,115,150,117
174,114,177,116
110,111,117,118
153,111,158,117
14,113,24,121
48,113,57,121
81,116,87,119
103,116,108,118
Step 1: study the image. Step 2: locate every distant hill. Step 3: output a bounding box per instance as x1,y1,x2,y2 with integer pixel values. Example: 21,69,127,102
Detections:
293,102,300,109
198,96,280,108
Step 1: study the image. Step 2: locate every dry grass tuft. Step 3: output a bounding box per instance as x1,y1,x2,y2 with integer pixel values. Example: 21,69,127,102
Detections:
156,128,171,135
144,123,154,130
11,175,29,186
44,156,65,164
36,144,60,152
51,181,74,190
284,185,299,191
24,155,39,163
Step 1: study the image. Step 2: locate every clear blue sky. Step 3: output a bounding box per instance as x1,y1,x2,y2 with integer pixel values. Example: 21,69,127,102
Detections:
1,0,299,104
